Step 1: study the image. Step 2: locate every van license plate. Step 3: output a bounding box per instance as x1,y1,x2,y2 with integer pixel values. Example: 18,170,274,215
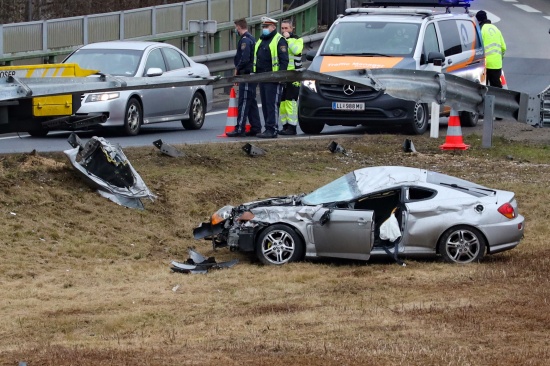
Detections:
332,102,365,111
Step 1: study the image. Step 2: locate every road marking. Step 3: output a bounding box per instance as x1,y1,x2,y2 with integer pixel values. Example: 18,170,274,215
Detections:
502,0,517,2
513,4,541,12
545,16,550,21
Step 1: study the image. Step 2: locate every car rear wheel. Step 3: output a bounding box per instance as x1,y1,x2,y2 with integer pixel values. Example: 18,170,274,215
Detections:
182,92,205,130
459,111,479,127
438,225,486,264
123,98,142,136
255,224,304,265
406,102,429,135
299,119,324,134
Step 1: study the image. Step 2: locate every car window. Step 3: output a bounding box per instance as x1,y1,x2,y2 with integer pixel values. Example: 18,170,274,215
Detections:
321,21,419,57
457,19,481,52
422,22,440,62
406,187,435,201
303,172,362,205
63,48,142,76
162,48,186,71
144,48,166,73
437,20,462,57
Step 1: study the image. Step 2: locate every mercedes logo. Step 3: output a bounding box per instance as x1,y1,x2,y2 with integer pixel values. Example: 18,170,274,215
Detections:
343,85,355,96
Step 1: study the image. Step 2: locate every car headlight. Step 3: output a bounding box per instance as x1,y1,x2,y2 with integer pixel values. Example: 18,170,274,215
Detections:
211,205,234,225
302,80,317,93
85,92,120,103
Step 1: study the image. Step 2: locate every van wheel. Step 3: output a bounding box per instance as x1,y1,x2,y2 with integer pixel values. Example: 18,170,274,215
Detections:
459,111,479,127
299,119,324,134
406,103,429,135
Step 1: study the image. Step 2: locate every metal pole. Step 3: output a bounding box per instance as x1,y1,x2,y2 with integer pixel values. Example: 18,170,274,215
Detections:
430,59,443,138
482,95,495,148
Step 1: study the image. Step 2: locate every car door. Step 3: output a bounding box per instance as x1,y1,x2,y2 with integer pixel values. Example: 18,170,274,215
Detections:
160,47,193,116
140,47,169,120
311,208,374,261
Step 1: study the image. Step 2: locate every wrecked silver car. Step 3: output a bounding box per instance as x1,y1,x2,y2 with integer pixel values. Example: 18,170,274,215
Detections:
194,166,524,265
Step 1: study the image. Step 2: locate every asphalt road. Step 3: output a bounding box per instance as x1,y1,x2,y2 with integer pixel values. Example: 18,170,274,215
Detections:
1,0,549,154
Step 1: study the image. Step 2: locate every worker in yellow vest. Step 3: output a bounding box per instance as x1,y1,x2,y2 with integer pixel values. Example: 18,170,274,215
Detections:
278,19,304,136
253,16,289,138
476,10,507,88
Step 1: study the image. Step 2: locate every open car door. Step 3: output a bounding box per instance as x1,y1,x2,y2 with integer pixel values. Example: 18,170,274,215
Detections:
311,208,375,260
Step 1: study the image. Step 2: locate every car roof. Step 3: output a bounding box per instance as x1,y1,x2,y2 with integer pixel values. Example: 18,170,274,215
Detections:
337,8,473,23
78,41,171,51
353,166,428,193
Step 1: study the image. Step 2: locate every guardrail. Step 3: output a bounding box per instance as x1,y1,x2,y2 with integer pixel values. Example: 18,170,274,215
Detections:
0,0,318,64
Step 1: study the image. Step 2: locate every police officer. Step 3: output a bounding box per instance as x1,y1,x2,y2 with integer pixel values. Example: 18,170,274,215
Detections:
254,17,289,138
278,19,303,136
227,18,262,137
476,10,506,88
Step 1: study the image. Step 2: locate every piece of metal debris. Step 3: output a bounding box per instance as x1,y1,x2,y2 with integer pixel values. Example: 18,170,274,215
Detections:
153,139,184,157
242,143,266,156
171,248,238,274
403,139,417,153
328,141,347,155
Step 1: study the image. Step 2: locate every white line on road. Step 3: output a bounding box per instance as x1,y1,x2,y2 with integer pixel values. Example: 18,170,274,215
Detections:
513,4,541,12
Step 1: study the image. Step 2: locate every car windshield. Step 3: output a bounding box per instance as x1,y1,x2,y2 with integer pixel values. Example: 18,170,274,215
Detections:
64,49,142,76
320,21,420,57
303,172,362,205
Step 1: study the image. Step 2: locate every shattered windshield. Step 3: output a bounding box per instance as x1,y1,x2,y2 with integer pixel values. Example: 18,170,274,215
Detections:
303,172,362,205
321,21,420,57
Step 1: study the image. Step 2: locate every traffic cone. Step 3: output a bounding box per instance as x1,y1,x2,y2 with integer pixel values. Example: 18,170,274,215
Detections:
500,70,508,89
218,87,238,137
440,109,470,150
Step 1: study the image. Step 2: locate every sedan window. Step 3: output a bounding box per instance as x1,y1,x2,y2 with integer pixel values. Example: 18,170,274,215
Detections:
64,49,142,76
162,48,186,71
144,48,167,73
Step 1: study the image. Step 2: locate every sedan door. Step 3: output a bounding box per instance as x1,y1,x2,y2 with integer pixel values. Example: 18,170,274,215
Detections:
311,208,374,260
140,47,170,119
160,47,194,116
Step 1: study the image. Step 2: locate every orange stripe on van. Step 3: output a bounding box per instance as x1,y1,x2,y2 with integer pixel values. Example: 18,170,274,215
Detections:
320,56,403,73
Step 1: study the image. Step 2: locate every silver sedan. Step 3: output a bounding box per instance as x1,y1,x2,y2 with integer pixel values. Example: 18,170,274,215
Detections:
194,166,525,265
60,41,213,136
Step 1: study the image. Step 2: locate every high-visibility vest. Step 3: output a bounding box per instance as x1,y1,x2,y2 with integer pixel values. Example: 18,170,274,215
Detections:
481,24,506,69
253,33,283,72
287,37,304,70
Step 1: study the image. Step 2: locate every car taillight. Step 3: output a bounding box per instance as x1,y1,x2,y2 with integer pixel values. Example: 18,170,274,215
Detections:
498,203,516,219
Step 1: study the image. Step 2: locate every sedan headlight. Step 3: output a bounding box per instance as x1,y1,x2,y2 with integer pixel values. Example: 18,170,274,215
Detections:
211,205,234,225
302,80,317,93
85,92,120,103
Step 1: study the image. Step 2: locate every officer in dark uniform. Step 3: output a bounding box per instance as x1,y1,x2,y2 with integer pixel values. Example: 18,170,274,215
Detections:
227,18,262,137
254,17,289,138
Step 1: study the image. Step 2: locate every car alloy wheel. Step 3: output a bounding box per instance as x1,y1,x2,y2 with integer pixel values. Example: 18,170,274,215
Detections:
438,225,486,264
255,224,304,265
124,98,142,136
182,92,205,130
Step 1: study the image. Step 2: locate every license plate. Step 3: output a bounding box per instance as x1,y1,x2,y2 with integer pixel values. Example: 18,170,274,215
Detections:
332,102,365,111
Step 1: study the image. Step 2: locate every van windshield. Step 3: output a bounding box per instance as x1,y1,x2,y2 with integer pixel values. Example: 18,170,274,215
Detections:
320,21,420,57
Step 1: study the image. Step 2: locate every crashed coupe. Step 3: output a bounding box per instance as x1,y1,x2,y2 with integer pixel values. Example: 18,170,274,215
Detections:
194,166,524,265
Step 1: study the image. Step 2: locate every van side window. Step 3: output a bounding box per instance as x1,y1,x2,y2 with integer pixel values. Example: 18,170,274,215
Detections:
457,20,480,52
438,20,462,57
422,23,440,62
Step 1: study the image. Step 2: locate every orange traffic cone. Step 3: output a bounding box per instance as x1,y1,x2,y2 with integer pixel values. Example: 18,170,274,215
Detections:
440,109,470,150
218,87,238,137
500,70,508,90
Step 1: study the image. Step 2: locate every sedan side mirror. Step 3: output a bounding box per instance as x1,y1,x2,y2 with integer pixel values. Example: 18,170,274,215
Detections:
146,67,163,77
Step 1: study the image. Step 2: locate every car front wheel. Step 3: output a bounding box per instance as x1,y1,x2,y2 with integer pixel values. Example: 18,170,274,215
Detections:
438,225,487,264
255,224,304,265
123,98,142,136
459,111,479,127
182,92,205,130
406,102,429,135
299,119,324,134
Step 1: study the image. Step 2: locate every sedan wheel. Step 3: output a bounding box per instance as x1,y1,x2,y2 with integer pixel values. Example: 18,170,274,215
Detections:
123,98,142,136
438,225,486,264
182,92,205,130
255,224,304,265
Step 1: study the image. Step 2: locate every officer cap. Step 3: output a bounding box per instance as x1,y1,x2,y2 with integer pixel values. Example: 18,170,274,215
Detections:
261,17,278,26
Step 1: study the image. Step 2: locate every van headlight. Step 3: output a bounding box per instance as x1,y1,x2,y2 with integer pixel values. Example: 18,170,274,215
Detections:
302,80,317,93
86,92,120,102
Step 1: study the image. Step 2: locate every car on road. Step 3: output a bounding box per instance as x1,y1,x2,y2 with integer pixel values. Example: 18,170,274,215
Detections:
299,0,484,135
34,41,213,136
194,166,524,265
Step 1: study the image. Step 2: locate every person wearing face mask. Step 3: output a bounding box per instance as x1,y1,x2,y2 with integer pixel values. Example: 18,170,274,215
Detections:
227,18,262,137
253,17,289,138
278,19,303,135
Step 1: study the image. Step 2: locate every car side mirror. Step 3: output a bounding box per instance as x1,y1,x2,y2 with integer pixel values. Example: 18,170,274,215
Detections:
146,67,163,77
427,51,445,65
306,49,317,62
319,209,331,226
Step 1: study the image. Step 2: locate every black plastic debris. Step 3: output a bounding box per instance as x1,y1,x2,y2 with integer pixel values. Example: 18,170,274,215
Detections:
403,139,417,153
242,143,266,156
171,248,238,274
153,139,184,157
328,141,347,155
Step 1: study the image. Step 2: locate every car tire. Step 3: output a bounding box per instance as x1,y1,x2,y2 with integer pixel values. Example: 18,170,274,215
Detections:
299,119,324,134
459,111,479,127
406,102,429,135
181,92,205,130
255,224,304,265
123,98,142,136
437,225,487,264
27,126,49,137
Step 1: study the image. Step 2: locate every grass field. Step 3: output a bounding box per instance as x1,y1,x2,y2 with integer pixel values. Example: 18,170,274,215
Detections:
0,133,549,365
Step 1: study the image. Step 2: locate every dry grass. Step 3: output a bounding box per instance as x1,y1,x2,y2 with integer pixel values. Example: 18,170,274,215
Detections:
1,133,549,365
